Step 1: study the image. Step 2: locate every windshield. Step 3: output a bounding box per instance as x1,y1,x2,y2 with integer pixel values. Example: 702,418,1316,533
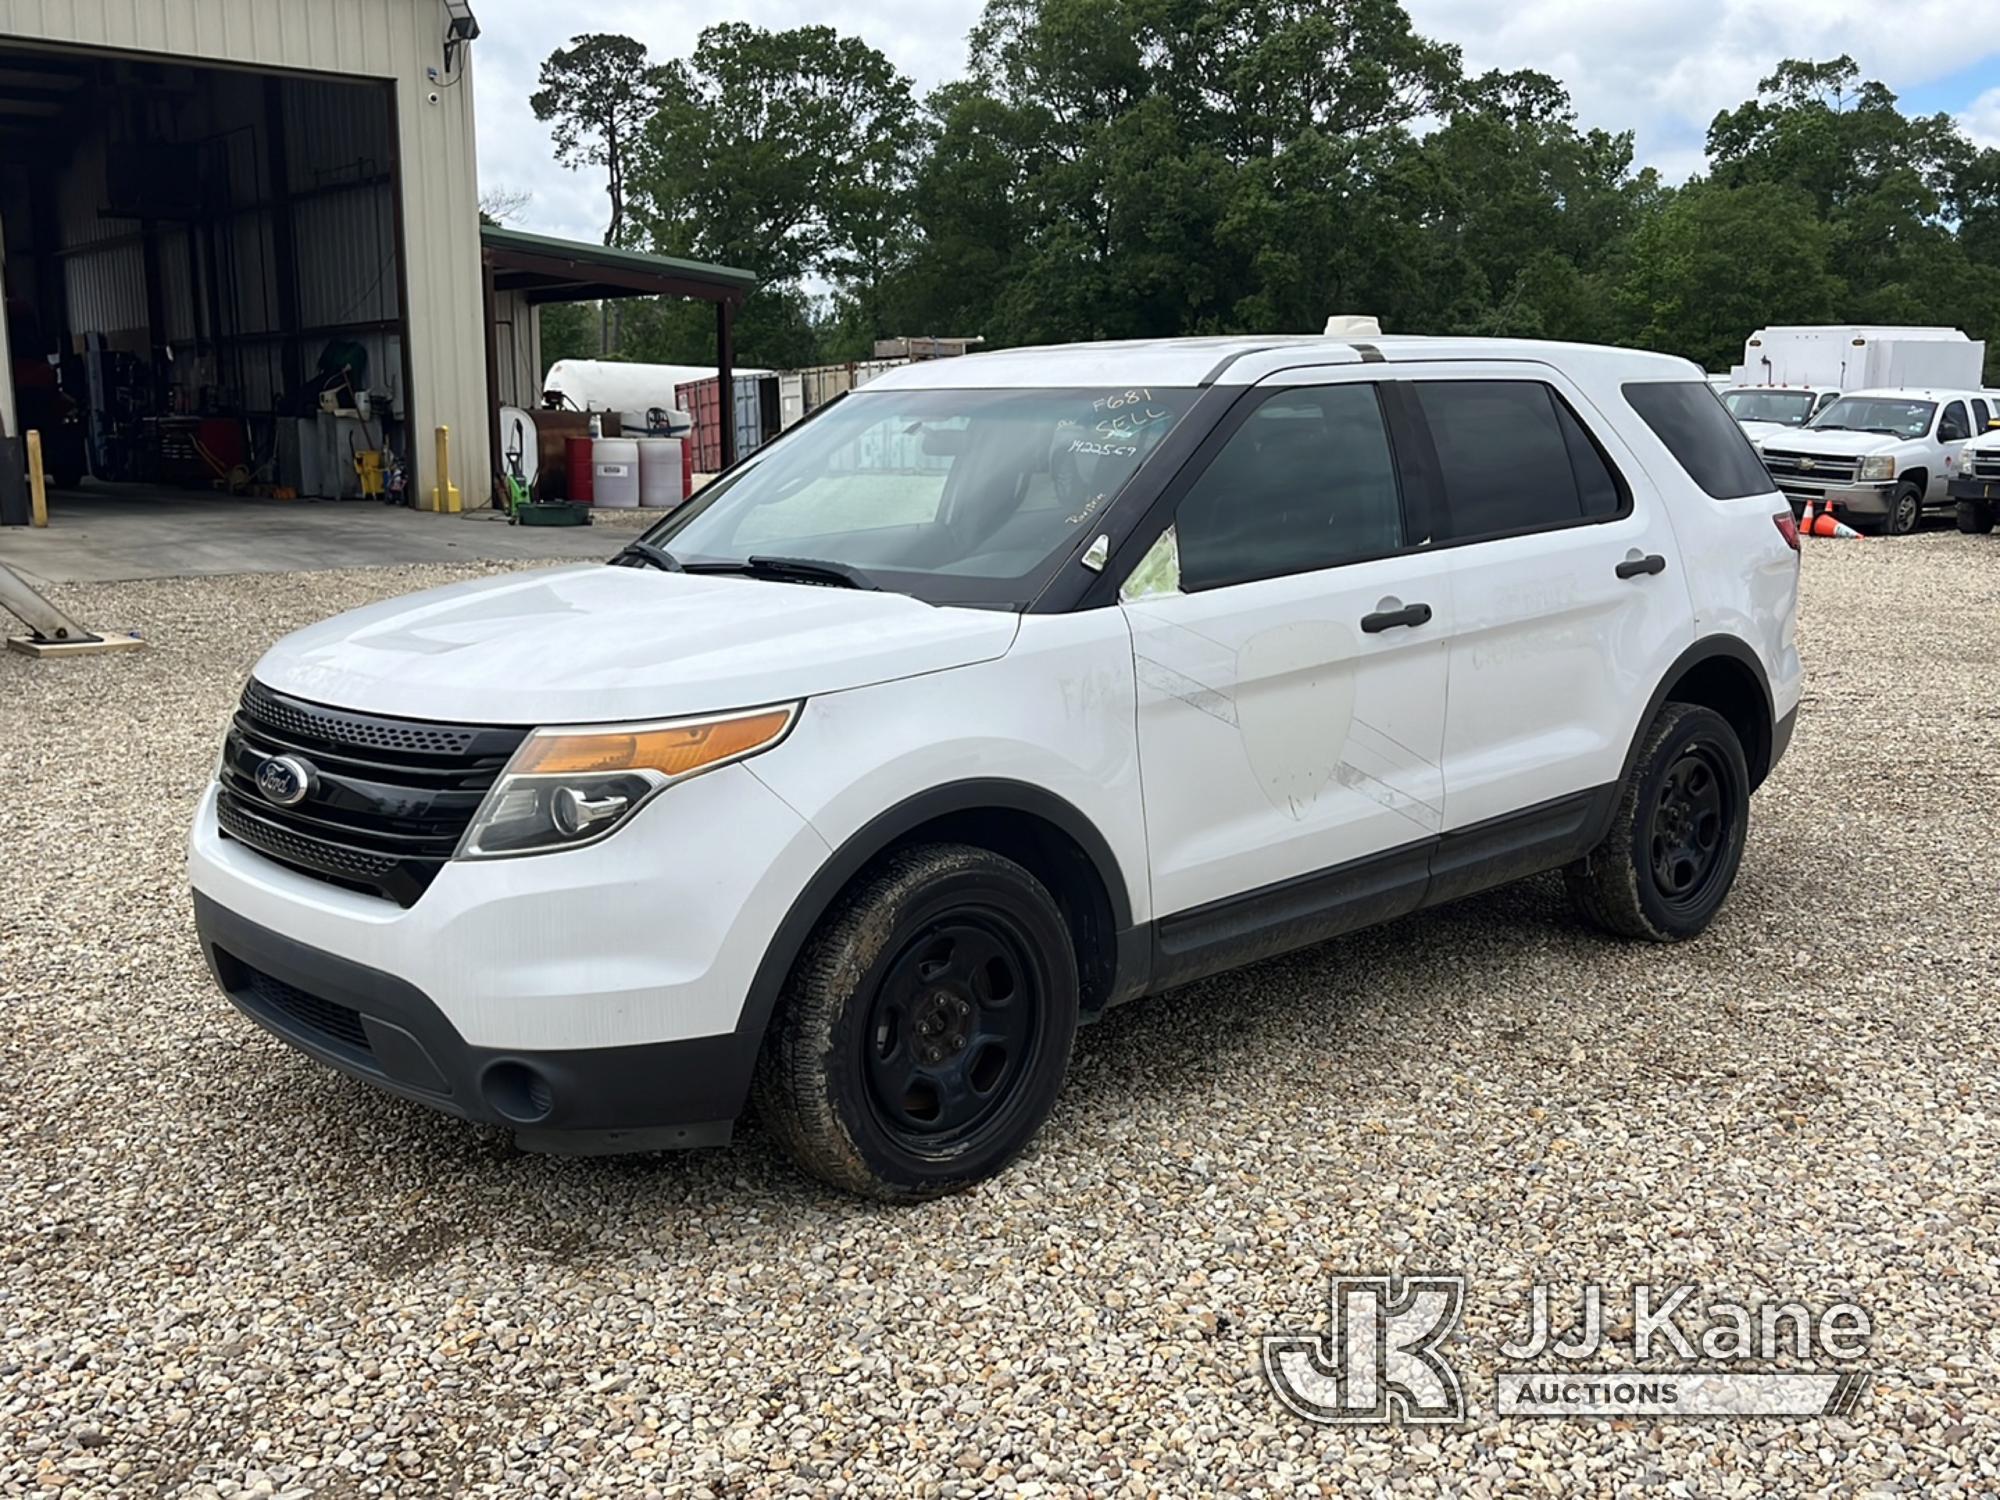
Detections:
1721,389,1816,426
1810,397,1935,439
637,386,1197,606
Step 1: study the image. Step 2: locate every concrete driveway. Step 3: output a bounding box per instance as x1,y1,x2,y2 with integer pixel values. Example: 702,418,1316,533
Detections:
0,484,640,585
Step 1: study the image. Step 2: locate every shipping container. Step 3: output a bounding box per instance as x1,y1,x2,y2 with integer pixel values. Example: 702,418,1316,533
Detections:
675,374,782,473
773,357,913,432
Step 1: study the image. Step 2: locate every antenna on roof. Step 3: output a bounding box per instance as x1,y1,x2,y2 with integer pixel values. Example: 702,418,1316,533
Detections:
1324,315,1383,337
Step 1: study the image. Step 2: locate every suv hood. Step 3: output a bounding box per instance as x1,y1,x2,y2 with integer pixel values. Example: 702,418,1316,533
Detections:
1758,429,1901,458
253,564,1021,725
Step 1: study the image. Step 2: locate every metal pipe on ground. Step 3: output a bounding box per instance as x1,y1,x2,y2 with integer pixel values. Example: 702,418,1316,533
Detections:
0,561,146,658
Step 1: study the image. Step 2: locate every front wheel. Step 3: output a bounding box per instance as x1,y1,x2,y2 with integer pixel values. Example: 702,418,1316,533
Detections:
1885,480,1924,536
1564,703,1751,942
753,844,1078,1199
1958,499,1996,535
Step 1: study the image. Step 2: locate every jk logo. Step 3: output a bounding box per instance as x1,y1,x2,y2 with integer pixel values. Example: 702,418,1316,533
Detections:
1263,1274,1467,1424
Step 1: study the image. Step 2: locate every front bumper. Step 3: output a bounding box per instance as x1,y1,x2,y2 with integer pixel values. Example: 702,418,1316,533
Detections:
196,892,743,1150
1948,475,2000,503
187,765,831,1150
1775,481,1894,517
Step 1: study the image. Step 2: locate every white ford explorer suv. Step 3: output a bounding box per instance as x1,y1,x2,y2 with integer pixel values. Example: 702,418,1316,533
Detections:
189,336,1803,1199
1758,387,1991,534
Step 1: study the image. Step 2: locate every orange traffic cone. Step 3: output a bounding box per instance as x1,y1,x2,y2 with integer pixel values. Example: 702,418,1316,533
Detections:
1828,517,1863,538
1798,501,1816,536
1812,507,1840,537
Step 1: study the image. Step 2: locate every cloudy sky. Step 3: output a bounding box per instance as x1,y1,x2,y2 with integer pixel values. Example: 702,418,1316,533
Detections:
467,0,2000,245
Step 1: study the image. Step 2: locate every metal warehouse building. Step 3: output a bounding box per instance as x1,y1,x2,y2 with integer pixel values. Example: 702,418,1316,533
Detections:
0,0,750,519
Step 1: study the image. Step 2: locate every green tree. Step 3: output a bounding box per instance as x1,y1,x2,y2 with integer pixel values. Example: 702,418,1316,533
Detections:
538,301,602,371
531,34,670,248
1615,183,1845,370
630,22,922,346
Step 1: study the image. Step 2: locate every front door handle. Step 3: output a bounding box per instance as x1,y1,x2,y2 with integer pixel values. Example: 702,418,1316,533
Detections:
1361,602,1433,633
1616,553,1667,580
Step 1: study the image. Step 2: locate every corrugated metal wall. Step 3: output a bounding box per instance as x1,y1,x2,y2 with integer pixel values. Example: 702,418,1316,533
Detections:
492,289,540,411
0,0,489,497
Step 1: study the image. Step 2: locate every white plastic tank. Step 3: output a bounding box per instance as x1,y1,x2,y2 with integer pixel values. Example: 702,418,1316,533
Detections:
592,438,640,508
637,438,684,508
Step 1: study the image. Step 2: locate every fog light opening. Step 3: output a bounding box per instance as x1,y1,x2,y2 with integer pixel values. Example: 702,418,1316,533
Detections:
482,1060,556,1124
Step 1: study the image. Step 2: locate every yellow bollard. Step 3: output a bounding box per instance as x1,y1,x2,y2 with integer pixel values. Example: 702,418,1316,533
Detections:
26,430,47,527
430,425,462,514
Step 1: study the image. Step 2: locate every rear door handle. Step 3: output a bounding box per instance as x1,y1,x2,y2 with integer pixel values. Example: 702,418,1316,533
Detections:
1616,553,1667,580
1361,602,1433,633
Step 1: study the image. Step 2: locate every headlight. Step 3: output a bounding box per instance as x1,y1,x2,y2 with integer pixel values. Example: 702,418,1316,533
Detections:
1857,455,1897,482
457,704,799,858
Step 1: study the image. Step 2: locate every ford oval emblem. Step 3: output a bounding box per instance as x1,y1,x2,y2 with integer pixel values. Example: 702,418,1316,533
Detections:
255,754,316,807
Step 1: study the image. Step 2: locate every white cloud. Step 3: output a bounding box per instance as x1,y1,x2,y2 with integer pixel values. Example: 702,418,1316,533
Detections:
1961,85,2000,148
467,0,2000,244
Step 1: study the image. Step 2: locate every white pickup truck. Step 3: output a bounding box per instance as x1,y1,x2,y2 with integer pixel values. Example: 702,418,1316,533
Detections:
1755,388,1993,535
1949,426,2000,532
1719,385,1842,447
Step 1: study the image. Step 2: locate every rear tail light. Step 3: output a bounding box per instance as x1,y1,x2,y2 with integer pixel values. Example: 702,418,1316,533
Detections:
1773,511,1801,552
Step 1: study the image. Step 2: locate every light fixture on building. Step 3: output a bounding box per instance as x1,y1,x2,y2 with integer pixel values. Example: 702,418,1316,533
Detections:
442,1,481,72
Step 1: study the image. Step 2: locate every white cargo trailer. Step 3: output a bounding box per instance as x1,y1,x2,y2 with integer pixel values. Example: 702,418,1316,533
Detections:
1729,326,1985,392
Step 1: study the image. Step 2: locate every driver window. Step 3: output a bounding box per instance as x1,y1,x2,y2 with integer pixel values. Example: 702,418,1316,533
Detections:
1813,391,1840,416
1175,384,1405,591
1940,402,1971,443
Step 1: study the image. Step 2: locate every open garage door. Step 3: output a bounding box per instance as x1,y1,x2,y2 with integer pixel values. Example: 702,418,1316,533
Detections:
0,45,413,509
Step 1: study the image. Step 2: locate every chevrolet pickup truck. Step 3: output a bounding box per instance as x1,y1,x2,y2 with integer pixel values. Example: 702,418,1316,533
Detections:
1756,388,1991,535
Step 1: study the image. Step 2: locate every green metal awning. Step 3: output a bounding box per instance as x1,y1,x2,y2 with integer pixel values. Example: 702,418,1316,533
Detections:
481,227,755,305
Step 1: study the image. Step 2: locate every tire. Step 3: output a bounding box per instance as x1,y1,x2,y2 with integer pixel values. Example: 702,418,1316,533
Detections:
1958,499,1996,535
1885,480,1924,536
1564,703,1751,943
753,843,1078,1200
50,467,84,490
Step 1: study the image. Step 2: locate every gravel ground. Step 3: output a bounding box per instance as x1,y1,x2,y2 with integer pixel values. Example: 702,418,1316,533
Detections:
3,534,1997,1497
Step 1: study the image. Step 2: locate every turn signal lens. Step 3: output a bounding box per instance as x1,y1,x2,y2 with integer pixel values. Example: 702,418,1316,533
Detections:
511,707,796,778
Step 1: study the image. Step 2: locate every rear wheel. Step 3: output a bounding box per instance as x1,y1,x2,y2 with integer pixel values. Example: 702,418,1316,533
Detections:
753,844,1078,1199
1958,499,1996,535
1565,703,1751,942
1885,480,1924,536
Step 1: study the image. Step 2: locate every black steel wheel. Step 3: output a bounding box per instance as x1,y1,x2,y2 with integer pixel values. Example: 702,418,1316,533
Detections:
754,844,1077,1199
862,914,1045,1151
1644,743,1733,916
1565,702,1751,942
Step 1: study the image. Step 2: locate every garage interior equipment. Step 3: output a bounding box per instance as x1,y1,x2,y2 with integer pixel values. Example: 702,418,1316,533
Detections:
0,45,413,506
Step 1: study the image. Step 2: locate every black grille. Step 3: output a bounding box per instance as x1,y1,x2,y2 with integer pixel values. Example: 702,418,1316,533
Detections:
215,682,528,906
239,963,372,1055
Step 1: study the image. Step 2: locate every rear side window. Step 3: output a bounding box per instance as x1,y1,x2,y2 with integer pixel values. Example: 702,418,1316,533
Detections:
1412,381,1628,540
1623,381,1773,500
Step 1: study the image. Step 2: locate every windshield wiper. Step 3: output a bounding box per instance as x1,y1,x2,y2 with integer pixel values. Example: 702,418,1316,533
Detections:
610,541,684,574
1812,423,1850,431
684,556,880,591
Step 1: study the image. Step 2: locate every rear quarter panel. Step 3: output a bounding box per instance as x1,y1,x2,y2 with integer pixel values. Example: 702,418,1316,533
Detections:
1602,389,1802,728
